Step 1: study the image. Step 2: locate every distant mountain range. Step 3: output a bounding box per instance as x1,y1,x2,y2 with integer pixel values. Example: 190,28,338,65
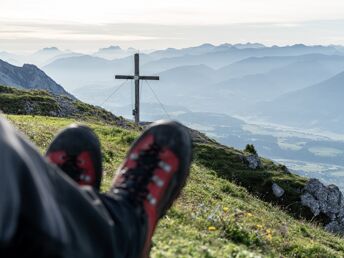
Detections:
93,45,137,60
40,43,344,91
249,71,344,133
0,45,147,68
0,47,83,67
0,59,73,98
42,54,144,90
3,42,344,134
52,44,344,128
0,51,21,66
143,44,342,71
210,54,344,110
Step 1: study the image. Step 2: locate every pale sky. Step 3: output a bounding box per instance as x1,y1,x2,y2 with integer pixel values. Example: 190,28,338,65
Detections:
2,0,344,53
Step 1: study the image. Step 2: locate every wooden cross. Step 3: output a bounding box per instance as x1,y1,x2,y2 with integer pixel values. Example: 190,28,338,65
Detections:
115,53,159,124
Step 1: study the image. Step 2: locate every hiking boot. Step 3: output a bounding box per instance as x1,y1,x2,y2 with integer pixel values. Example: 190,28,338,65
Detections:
111,120,192,258
46,124,102,190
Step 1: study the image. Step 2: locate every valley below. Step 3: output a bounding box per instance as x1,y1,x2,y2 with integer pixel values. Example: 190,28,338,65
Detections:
104,104,344,191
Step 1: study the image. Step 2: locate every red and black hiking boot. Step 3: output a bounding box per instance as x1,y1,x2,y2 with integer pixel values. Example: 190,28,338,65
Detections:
111,120,192,258
46,124,103,190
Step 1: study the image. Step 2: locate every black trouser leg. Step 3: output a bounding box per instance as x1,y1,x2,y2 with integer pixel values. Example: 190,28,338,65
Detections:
0,117,141,258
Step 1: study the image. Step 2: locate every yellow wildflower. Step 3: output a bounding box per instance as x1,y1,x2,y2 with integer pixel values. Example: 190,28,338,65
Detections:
256,224,263,229
246,212,253,217
208,226,217,231
266,234,272,240
266,229,272,234
223,207,229,212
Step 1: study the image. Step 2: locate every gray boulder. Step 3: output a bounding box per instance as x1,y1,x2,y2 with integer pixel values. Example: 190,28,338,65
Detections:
324,221,344,234
301,178,344,235
300,192,321,216
245,154,262,169
272,183,285,198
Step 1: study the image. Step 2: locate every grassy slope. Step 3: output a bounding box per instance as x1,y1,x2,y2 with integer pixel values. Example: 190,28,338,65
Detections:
0,85,135,128
6,115,344,258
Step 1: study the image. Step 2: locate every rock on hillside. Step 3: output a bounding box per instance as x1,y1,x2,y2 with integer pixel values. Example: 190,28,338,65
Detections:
301,178,344,236
0,59,73,98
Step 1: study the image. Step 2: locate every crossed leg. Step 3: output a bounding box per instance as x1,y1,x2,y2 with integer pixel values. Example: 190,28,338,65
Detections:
0,117,192,258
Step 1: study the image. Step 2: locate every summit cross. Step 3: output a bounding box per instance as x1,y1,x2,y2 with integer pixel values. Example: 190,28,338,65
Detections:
115,53,159,124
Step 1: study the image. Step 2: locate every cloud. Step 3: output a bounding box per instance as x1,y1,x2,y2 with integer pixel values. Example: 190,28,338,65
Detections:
2,19,344,52
0,21,166,41
3,0,344,25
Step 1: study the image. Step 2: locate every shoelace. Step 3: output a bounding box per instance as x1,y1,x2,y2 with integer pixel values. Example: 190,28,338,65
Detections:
117,142,161,204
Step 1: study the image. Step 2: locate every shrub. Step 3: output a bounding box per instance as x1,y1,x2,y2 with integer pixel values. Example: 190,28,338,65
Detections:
244,144,257,155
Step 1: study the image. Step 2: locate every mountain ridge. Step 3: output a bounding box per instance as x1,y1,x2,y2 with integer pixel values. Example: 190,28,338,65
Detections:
250,71,344,133
0,59,74,98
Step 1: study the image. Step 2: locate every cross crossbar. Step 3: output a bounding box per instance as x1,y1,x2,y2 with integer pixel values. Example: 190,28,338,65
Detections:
114,75,159,80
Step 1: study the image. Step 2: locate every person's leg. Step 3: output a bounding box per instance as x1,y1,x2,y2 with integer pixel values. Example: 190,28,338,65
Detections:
0,117,117,258
44,120,193,258
45,124,145,257
0,117,192,258
103,120,193,258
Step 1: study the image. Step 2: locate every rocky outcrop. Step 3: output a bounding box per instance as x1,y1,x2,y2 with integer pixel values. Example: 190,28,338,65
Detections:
0,59,73,98
244,154,262,169
301,178,344,236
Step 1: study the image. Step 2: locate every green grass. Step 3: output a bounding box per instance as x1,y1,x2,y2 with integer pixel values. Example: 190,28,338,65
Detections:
0,86,59,115
0,85,135,127
6,115,344,258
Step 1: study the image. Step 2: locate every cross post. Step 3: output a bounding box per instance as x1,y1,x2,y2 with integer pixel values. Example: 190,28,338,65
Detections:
115,53,159,124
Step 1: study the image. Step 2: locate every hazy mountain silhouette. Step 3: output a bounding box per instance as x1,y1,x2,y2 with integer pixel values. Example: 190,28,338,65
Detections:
232,43,266,49
43,44,342,86
157,64,216,92
72,64,215,110
48,50,344,115
150,43,216,59
39,43,344,119
208,54,344,111
44,54,155,90
150,43,265,60
0,47,83,67
216,55,305,81
28,47,69,66
93,45,137,60
143,44,342,71
250,71,344,133
0,51,21,66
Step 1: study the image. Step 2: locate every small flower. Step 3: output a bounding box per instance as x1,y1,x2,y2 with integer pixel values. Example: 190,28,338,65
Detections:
266,229,272,234
246,212,253,217
223,207,229,212
208,226,217,231
256,224,263,229
266,233,272,240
